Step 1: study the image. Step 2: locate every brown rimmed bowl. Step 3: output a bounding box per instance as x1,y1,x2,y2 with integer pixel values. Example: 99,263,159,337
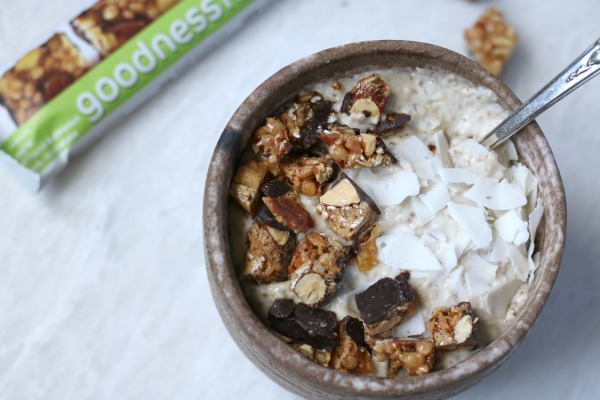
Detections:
203,41,566,399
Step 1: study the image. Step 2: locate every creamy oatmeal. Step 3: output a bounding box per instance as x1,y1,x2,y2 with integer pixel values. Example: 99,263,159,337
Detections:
228,67,543,376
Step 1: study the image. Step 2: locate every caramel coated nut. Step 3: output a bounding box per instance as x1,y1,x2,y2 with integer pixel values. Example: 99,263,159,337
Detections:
280,155,335,196
352,224,382,273
366,337,435,376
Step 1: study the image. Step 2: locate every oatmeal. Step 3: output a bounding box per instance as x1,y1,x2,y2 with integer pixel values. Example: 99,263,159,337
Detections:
228,67,543,375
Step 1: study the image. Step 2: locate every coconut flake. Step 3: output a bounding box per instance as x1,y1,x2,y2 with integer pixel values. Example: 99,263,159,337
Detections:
447,202,492,249
528,199,544,256
478,279,522,319
377,230,443,272
509,163,538,196
464,177,527,210
507,245,529,281
353,167,420,206
488,234,509,263
465,253,498,297
386,135,433,165
449,139,505,179
438,168,481,185
409,197,434,226
419,182,450,214
392,310,426,337
433,130,453,167
494,209,529,244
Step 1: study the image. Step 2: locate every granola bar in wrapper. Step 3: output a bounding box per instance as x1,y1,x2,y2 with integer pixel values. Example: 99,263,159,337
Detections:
0,0,271,191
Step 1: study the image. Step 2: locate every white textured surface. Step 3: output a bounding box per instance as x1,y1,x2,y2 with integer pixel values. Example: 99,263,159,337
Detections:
0,0,598,399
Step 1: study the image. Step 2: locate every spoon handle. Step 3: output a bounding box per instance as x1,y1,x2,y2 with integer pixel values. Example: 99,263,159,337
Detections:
480,38,600,149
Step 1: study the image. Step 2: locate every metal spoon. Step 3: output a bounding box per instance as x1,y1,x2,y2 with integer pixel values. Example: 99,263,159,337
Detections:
480,38,600,149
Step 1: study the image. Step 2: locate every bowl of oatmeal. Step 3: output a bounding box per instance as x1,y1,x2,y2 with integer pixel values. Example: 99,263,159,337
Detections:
203,41,566,399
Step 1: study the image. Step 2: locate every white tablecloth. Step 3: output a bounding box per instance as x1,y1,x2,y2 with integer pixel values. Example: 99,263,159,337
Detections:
0,0,598,399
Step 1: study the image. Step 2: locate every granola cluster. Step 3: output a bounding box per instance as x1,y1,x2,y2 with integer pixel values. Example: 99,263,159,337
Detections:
465,7,518,75
229,73,482,377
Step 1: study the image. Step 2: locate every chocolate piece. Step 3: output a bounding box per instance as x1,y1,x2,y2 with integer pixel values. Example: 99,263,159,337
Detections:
239,222,295,284
375,113,411,135
0,34,91,125
366,337,435,376
355,273,417,336
280,155,335,196
262,197,314,233
279,91,333,149
261,179,294,198
229,160,272,214
252,205,288,231
289,232,348,307
316,173,380,241
268,300,338,352
329,316,373,373
72,0,179,57
320,124,396,168
429,302,481,350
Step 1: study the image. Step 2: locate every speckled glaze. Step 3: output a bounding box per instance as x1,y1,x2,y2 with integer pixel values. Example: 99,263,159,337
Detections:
203,41,566,399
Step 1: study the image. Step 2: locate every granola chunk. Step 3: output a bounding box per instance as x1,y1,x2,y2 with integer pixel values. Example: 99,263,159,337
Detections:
316,174,380,241
340,74,391,121
320,124,396,168
355,272,417,337
280,154,335,196
229,160,271,214
429,302,481,350
279,91,333,149
292,343,332,367
329,317,373,373
465,7,518,75
366,337,435,376
289,232,348,306
253,117,293,164
240,222,295,284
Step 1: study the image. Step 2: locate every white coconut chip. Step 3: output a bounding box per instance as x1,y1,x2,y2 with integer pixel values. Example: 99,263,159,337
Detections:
386,135,433,165
419,181,450,214
393,311,426,337
433,130,453,167
353,166,420,206
528,199,544,257
507,244,530,282
488,233,509,263
447,202,492,249
465,253,498,297
493,209,529,245
464,177,527,210
509,163,538,196
449,139,505,179
438,168,481,185
377,230,443,272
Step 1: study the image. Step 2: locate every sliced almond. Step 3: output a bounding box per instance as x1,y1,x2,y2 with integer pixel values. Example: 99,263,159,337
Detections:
320,179,360,206
453,315,474,344
267,226,290,245
294,273,327,305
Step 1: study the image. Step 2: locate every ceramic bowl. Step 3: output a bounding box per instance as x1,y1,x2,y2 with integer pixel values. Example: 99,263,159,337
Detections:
203,41,566,399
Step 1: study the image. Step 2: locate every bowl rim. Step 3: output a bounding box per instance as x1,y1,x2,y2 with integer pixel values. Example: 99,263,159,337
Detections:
204,40,567,398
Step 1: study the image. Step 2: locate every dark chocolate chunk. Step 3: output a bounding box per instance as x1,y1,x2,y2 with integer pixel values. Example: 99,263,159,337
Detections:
252,205,288,231
268,300,338,352
375,113,411,135
261,179,293,198
342,316,369,351
340,91,354,113
376,137,398,164
302,100,333,149
355,273,416,325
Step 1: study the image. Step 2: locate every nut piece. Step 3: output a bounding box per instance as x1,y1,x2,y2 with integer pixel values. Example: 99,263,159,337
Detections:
320,124,397,168
375,113,412,136
329,317,373,373
262,197,314,233
280,155,335,196
429,302,481,350
316,174,380,241
464,7,518,75
355,272,417,337
366,337,435,376
229,160,271,214
268,299,338,352
292,343,332,367
239,222,295,284
352,224,382,273
289,232,349,307
340,74,391,121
